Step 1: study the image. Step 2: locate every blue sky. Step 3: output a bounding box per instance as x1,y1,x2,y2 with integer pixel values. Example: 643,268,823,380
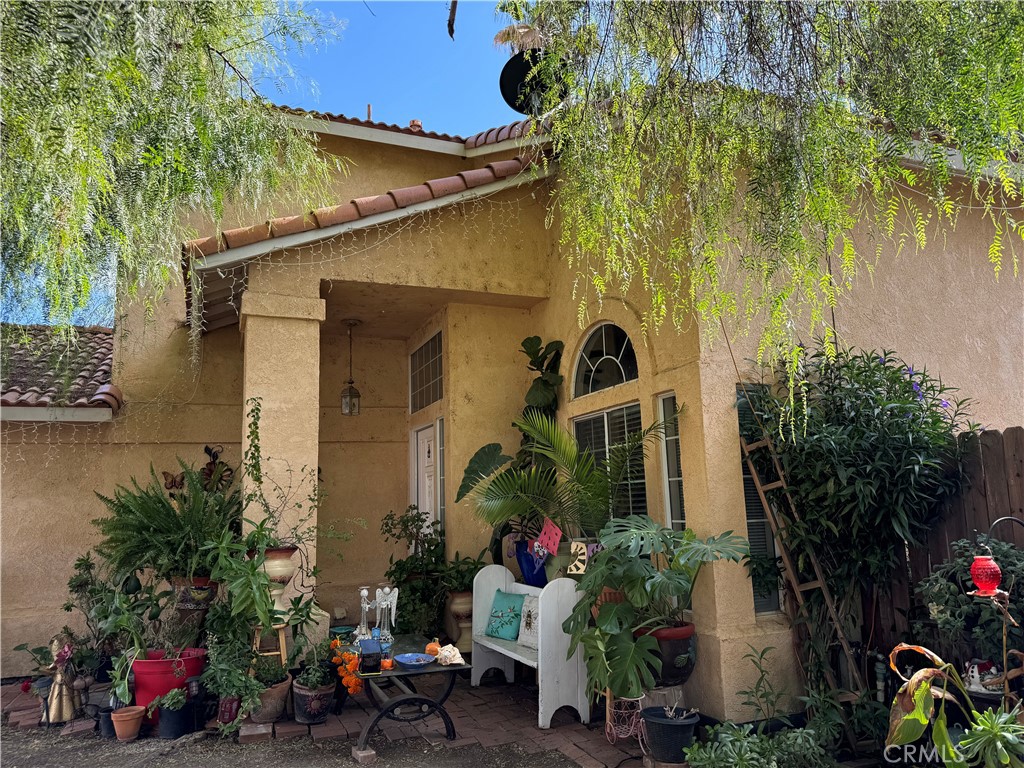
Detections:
270,1,522,137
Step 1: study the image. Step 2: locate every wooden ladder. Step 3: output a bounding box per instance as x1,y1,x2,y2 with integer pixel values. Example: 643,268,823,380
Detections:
741,435,867,747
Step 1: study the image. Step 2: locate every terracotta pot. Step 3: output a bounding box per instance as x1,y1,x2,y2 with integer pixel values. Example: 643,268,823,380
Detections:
447,591,474,653
111,705,145,741
250,673,292,724
292,680,336,725
591,587,626,620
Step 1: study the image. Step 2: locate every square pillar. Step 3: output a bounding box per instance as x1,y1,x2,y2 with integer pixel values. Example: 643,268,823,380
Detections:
240,290,326,571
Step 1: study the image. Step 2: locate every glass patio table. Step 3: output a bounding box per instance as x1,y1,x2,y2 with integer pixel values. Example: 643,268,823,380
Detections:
346,634,470,756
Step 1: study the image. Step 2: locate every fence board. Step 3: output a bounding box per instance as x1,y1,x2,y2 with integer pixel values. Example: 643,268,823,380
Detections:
1004,426,1024,521
875,428,1024,654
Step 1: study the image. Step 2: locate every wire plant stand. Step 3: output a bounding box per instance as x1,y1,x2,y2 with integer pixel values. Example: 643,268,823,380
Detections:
604,690,644,744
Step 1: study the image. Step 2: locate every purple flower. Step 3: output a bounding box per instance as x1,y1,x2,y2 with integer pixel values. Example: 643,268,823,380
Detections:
941,399,950,408
904,366,915,377
912,382,921,393
879,356,886,364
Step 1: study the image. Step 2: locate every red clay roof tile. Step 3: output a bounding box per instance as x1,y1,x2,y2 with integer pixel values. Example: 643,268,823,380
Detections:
352,194,399,218
388,185,434,209
223,224,272,249
1,325,124,414
487,158,526,178
458,168,498,189
425,175,469,198
271,214,318,238
186,235,223,258
314,202,361,228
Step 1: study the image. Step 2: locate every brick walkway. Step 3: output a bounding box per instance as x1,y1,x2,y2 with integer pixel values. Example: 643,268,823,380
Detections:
2,677,645,768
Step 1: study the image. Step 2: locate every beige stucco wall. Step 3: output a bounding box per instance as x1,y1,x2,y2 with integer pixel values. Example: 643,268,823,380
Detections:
1,286,244,676
2,123,1020,728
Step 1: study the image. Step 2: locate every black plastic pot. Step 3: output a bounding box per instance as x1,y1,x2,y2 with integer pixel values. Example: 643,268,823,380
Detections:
641,706,699,763
98,707,116,739
158,703,193,739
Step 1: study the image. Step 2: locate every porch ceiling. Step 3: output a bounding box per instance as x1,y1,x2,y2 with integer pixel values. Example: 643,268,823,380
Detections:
320,281,544,339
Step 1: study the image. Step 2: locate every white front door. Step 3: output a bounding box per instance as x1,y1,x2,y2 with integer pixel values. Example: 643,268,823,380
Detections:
415,425,436,523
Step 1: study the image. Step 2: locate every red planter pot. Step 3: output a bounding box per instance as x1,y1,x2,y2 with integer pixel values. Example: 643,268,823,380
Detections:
218,696,241,725
132,648,206,724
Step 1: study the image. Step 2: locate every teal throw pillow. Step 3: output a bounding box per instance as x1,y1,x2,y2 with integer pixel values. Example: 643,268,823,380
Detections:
485,590,526,641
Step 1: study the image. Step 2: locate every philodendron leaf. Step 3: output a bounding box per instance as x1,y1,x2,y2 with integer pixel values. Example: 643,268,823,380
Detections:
888,680,934,746
606,632,660,700
455,443,511,502
931,709,966,768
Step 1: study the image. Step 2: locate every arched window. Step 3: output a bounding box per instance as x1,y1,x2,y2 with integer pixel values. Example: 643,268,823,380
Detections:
573,323,639,397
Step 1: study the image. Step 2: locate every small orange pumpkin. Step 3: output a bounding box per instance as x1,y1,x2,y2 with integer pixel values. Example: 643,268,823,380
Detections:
425,638,441,656
381,658,394,671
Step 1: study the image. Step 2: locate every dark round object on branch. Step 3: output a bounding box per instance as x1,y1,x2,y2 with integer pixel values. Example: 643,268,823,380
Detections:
499,49,562,116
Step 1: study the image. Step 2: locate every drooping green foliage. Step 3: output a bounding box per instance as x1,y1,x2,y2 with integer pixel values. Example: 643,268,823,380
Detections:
747,344,976,593
1,0,342,330
503,1,1024,358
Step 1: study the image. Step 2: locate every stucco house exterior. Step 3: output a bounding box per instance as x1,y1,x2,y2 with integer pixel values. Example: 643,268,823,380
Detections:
2,110,1022,722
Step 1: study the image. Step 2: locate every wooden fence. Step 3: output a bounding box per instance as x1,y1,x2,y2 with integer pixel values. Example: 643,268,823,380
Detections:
877,426,1024,650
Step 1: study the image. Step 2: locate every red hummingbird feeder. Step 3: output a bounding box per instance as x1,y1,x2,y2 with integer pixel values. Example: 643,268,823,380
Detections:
970,554,1002,597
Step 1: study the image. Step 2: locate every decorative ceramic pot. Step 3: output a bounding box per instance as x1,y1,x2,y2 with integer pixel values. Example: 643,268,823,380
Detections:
636,623,696,687
292,680,336,725
217,696,240,724
262,546,299,613
447,591,474,653
171,576,219,630
250,673,292,724
111,705,145,741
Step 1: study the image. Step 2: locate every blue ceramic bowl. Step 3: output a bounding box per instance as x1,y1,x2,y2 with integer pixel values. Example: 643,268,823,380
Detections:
394,653,436,671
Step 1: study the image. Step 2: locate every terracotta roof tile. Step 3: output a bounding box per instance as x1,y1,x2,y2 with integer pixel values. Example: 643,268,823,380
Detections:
352,194,399,218
278,105,465,143
1,325,124,414
425,175,469,198
458,167,498,189
388,184,434,209
183,156,537,261
186,235,223,258
271,214,318,238
223,224,272,249
314,202,361,228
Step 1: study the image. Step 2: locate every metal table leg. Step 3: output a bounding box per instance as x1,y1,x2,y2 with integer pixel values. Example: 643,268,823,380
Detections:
352,674,460,762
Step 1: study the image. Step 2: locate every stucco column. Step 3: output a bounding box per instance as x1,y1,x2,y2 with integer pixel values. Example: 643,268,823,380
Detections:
240,290,326,575
678,351,801,721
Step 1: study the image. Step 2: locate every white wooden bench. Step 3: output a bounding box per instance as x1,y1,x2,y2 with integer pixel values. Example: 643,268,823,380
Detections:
470,564,590,728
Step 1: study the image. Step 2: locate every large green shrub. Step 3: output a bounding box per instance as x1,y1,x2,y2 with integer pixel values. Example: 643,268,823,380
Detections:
748,345,976,592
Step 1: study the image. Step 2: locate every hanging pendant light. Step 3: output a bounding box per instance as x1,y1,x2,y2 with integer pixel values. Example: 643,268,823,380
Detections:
341,319,361,416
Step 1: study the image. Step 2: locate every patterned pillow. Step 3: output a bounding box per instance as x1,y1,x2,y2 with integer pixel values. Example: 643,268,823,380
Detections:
485,590,526,641
517,595,540,649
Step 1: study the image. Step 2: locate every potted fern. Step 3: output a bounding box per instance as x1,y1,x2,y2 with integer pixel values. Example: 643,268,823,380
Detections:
92,454,243,620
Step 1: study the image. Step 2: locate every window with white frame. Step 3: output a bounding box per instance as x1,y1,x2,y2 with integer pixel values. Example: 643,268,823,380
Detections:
736,385,781,613
660,394,685,531
410,332,442,413
573,323,639,397
573,402,648,516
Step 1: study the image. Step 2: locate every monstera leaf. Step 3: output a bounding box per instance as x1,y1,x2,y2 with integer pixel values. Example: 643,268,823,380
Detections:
606,632,660,700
